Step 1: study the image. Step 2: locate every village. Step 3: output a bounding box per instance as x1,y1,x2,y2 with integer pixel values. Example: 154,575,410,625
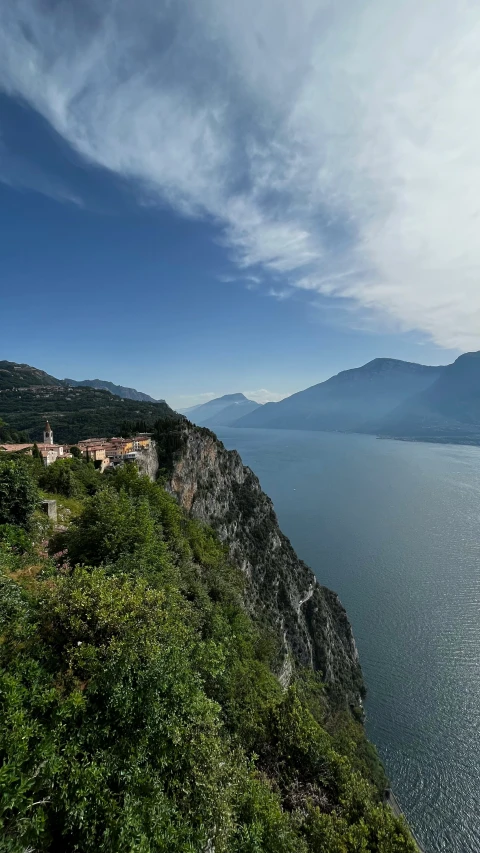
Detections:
0,420,153,469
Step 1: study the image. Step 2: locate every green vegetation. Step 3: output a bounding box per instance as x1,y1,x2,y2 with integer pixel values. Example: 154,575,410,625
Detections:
0,455,416,852
0,456,38,528
0,385,176,444
0,418,29,445
0,361,177,443
0,361,60,390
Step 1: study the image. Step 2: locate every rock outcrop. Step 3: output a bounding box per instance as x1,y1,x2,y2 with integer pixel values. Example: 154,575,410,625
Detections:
136,441,159,481
158,420,363,708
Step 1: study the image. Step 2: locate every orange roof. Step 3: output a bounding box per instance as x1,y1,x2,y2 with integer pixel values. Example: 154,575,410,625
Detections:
0,443,33,452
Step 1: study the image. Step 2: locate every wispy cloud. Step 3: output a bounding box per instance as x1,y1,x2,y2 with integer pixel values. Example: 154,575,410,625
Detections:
243,389,289,403
1,1,480,348
0,137,83,206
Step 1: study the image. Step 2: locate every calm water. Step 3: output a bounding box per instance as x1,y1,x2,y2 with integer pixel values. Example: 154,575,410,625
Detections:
216,427,480,853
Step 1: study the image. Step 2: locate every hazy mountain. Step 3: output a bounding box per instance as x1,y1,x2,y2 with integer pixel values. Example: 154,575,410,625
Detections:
0,360,60,389
182,393,261,426
64,377,160,403
202,399,261,427
235,359,443,432
377,351,480,442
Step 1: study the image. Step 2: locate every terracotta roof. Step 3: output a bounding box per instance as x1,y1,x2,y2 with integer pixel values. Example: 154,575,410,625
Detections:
0,443,34,452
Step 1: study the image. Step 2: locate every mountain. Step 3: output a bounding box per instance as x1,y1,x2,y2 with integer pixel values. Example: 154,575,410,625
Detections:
0,361,175,443
182,392,261,426
0,360,60,389
235,358,443,432
201,399,261,427
64,377,159,403
377,351,480,443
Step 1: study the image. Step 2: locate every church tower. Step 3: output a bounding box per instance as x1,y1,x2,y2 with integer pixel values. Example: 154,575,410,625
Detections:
43,420,53,445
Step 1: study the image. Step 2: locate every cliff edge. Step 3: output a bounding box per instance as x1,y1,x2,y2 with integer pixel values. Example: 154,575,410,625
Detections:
156,418,363,708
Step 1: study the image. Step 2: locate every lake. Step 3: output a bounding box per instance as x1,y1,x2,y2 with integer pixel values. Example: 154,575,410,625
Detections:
215,427,480,853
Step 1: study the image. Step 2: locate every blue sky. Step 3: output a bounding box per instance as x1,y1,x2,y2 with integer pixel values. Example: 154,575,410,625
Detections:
1,1,478,409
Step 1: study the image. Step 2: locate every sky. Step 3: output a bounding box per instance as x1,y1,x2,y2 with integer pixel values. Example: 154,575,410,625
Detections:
1,0,479,409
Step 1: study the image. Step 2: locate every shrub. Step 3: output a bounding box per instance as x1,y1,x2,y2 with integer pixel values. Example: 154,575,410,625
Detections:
0,458,38,529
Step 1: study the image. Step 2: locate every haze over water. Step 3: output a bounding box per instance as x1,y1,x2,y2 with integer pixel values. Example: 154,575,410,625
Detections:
216,427,480,853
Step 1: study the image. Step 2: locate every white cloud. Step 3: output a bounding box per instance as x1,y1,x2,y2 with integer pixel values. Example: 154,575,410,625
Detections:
0,136,83,205
243,389,289,403
1,0,480,348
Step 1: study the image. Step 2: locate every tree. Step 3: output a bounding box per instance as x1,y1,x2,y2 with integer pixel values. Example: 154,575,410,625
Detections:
0,458,38,529
39,459,80,498
70,445,82,459
32,443,42,461
63,487,158,566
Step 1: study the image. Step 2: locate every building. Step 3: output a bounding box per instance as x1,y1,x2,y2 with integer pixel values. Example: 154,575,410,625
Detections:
76,440,110,472
0,443,34,455
1,425,151,470
35,421,69,466
133,435,152,451
44,420,54,445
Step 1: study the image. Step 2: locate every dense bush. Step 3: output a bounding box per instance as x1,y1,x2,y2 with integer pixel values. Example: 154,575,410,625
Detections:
39,457,103,498
0,457,38,528
0,465,416,852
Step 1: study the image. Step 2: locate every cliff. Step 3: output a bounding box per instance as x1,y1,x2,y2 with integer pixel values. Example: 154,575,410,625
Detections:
157,419,363,708
136,441,160,481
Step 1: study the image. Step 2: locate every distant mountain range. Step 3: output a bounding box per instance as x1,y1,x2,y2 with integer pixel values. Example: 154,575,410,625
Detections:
4,352,480,447
64,377,160,403
235,359,442,432
233,353,480,446
180,393,262,427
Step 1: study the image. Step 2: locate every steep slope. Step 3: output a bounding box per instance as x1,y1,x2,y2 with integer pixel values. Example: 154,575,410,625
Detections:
0,360,60,389
156,418,363,706
182,392,259,425
235,358,443,432
0,456,415,851
378,351,480,443
64,377,160,403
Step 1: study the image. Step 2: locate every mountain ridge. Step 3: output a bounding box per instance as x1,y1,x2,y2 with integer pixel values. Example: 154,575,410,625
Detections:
376,351,480,442
64,377,160,403
235,357,443,433
0,361,175,443
181,392,262,427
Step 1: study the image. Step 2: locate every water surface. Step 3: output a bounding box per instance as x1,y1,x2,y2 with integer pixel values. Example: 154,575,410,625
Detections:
216,427,480,853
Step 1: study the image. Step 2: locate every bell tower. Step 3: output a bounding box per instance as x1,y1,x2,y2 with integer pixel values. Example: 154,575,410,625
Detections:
43,420,53,445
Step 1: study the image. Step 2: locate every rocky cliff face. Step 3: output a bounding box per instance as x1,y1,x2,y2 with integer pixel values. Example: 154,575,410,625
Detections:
136,442,159,481
160,420,363,708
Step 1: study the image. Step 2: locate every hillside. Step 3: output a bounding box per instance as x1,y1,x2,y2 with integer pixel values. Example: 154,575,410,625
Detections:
182,393,261,427
0,425,416,852
0,382,175,443
377,351,480,443
64,377,159,403
235,358,442,432
0,360,60,389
